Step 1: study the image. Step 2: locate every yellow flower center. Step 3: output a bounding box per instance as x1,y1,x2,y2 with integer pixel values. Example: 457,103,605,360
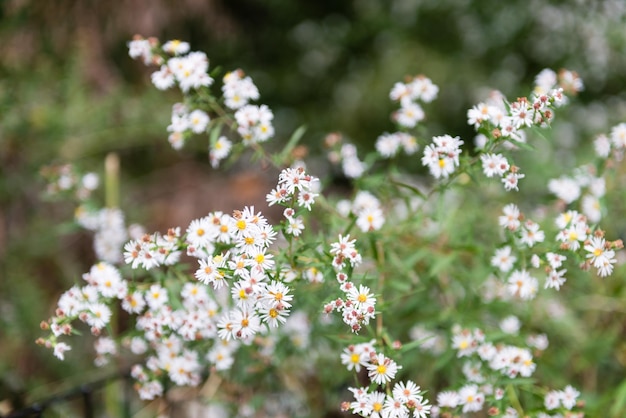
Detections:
358,293,368,303
594,248,603,257
236,220,247,230
197,228,205,237
438,158,446,168
373,402,382,412
351,353,360,363
241,318,249,327
269,309,278,318
376,364,387,374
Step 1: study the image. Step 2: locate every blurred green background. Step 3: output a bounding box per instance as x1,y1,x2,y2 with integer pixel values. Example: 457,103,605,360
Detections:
2,0,626,416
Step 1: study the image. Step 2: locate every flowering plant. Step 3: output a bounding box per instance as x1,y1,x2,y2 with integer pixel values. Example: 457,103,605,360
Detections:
37,36,625,417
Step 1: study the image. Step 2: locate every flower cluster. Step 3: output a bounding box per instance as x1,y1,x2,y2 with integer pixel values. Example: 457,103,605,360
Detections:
151,49,213,92
234,103,274,145
343,381,431,418
375,132,419,159
544,385,582,412
480,152,525,191
340,341,432,418
432,327,562,416
122,227,182,270
37,262,128,360
421,134,464,179
166,103,210,149
128,36,274,166
390,75,438,128
38,35,626,416
469,69,584,193
323,235,376,333
222,69,260,110
548,165,606,222
337,191,386,233
75,207,128,264
494,201,623,298
266,166,320,237
40,163,99,201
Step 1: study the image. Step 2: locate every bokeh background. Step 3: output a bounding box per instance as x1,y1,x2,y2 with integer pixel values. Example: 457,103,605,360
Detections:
2,0,626,416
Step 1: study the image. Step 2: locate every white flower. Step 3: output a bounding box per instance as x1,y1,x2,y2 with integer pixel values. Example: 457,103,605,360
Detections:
394,102,425,128
367,353,401,385
53,342,72,360
610,122,626,149
491,246,516,272
499,315,521,335
146,284,169,311
356,207,385,232
560,385,580,410
436,390,460,408
507,270,538,300
188,109,210,134
594,134,612,158
458,384,484,413
480,153,509,178
544,390,561,410
499,204,521,231
548,176,581,204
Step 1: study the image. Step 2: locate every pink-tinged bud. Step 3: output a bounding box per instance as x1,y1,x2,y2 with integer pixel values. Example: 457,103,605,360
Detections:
91,327,101,336
40,321,50,330
392,340,402,350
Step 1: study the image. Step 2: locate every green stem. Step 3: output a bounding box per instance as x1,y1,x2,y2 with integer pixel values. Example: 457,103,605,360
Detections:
105,153,120,208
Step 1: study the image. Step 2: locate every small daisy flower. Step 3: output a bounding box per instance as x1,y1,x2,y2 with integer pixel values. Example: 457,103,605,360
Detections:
458,384,485,413
499,204,521,231
53,342,72,360
491,246,517,272
507,270,538,300
367,353,401,385
340,345,369,372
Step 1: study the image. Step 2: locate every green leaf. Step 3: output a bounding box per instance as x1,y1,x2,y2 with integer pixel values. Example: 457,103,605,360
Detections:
208,120,224,147
429,253,456,276
610,378,626,417
505,137,535,151
399,336,434,353
389,178,427,199
276,125,307,164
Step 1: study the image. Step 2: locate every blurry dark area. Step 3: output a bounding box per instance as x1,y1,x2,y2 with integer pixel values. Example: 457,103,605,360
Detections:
1,0,626,415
